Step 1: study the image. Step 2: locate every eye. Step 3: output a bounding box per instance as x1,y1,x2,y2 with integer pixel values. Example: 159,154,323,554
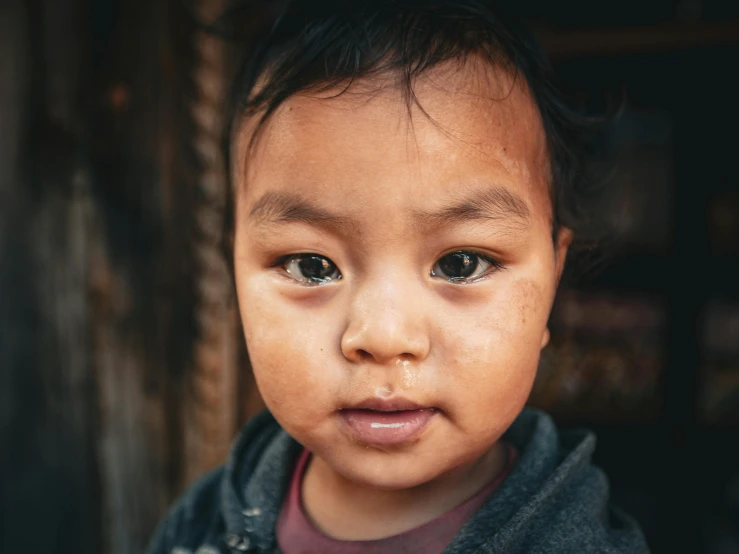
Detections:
280,254,342,285
431,251,503,283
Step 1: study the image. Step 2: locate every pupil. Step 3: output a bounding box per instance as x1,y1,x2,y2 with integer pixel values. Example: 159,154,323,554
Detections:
299,256,334,280
440,252,477,278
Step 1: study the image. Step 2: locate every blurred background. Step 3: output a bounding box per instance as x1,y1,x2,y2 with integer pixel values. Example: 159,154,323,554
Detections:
1,0,738,552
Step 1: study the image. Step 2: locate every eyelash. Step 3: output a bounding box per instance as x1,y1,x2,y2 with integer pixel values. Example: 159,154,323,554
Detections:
271,250,505,286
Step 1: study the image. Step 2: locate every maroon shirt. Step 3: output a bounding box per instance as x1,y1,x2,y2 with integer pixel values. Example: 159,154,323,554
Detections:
276,445,516,554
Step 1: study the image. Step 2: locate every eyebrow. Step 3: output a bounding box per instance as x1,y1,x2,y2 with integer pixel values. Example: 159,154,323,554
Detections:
248,191,357,234
412,187,531,230
248,186,531,234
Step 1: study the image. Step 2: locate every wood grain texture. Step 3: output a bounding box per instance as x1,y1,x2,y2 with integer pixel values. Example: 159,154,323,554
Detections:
0,0,100,551
87,0,181,550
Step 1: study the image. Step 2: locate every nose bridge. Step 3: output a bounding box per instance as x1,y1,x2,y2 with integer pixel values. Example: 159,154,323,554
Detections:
341,270,429,364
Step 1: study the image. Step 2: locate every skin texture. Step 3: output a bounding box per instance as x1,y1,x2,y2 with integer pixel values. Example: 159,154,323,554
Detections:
231,59,572,540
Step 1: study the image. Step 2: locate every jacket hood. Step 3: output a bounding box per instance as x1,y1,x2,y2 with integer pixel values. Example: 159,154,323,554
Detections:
147,408,649,553
215,408,648,553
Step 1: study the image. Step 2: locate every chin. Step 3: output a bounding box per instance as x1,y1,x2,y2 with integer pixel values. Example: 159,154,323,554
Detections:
330,448,454,491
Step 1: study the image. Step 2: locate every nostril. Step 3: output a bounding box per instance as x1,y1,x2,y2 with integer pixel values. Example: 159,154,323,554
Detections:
356,349,372,361
397,353,413,364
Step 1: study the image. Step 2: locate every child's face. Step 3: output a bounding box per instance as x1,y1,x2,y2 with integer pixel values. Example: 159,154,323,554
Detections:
232,61,570,490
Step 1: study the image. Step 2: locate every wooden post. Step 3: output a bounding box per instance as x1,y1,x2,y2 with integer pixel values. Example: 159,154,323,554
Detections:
180,0,243,488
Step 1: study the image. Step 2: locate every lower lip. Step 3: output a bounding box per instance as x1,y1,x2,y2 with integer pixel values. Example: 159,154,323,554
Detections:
339,408,437,446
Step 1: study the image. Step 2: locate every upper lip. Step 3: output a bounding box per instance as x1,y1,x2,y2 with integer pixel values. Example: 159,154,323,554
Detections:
342,397,430,412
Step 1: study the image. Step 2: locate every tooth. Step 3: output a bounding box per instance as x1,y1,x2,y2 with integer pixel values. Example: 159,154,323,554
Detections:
370,422,405,429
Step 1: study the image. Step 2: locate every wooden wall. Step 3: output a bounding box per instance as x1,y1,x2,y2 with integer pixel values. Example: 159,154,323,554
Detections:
0,0,260,551
1,0,101,551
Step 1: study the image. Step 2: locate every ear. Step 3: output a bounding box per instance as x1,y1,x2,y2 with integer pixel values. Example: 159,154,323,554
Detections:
553,227,573,287
541,227,573,351
540,327,550,349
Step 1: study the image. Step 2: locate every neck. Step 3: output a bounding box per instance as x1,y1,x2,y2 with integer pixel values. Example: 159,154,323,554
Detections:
301,442,507,541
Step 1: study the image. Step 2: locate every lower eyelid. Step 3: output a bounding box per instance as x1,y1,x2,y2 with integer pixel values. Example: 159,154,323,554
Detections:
446,273,494,285
275,267,342,286
275,270,326,286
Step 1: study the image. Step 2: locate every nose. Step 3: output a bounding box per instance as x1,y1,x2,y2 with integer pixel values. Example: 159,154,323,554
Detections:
340,277,430,365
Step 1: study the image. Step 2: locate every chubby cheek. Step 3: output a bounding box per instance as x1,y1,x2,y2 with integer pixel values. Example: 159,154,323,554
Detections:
238,278,340,438
440,278,550,437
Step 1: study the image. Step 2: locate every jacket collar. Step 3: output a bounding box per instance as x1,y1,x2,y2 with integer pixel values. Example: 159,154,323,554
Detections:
220,411,302,551
217,409,598,553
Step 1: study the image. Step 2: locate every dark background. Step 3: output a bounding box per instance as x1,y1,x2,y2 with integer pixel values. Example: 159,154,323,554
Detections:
1,0,738,552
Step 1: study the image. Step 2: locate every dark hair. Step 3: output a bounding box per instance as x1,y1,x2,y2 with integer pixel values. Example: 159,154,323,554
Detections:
214,0,609,276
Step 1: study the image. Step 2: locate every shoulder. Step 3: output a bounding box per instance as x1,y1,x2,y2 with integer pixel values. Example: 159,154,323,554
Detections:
145,467,227,554
518,461,650,553
447,409,650,553
509,411,650,552
145,410,296,554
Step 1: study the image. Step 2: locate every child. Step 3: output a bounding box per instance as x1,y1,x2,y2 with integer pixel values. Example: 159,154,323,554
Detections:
148,1,649,552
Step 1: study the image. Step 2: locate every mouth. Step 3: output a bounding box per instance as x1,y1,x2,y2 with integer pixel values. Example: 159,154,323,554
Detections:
338,397,439,446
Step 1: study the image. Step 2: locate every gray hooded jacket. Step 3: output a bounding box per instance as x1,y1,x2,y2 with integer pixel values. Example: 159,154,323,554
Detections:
146,408,650,554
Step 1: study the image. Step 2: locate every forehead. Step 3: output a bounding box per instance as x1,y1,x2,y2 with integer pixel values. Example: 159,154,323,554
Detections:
232,59,551,224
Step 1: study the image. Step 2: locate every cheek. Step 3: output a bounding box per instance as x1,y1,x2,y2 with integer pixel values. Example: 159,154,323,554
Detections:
439,278,550,427
238,279,340,429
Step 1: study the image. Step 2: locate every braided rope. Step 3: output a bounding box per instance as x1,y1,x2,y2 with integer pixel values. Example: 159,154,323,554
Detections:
184,0,239,485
